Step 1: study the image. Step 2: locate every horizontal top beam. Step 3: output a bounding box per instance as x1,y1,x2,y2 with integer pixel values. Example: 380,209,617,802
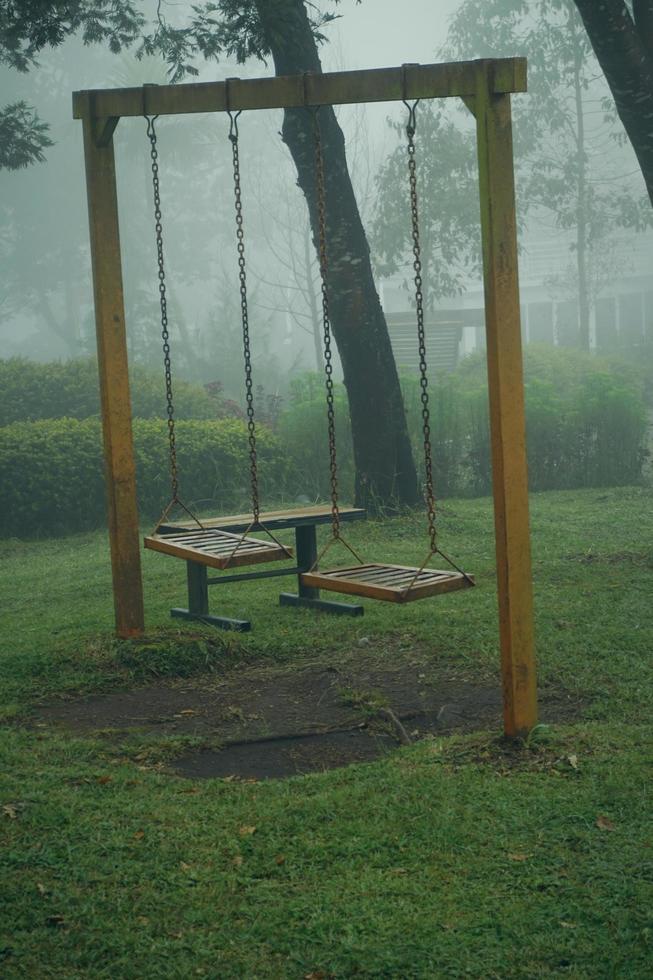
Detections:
73,58,526,121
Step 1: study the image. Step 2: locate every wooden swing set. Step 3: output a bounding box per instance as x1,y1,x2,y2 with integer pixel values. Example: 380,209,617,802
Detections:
73,57,538,737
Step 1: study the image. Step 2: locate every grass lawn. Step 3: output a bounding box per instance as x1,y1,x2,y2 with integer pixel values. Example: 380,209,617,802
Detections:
1,486,652,978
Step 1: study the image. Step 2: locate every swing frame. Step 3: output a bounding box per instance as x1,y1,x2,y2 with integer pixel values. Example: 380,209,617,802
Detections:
73,57,538,738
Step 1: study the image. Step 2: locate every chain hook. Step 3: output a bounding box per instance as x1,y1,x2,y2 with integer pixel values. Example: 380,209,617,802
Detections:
225,77,242,142
143,82,159,133
403,99,419,136
228,109,241,142
401,63,420,137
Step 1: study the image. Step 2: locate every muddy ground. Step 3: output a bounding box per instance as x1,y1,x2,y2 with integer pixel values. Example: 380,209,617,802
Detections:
32,653,581,780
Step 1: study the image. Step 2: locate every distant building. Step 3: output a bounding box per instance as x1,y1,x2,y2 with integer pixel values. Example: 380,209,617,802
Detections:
380,225,653,369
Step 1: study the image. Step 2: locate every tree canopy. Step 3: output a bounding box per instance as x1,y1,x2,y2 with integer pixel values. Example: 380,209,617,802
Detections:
431,0,651,349
0,0,348,170
372,104,479,310
0,1,143,69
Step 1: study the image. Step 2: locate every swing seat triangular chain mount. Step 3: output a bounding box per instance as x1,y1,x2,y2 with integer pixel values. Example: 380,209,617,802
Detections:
300,563,474,604
144,527,292,570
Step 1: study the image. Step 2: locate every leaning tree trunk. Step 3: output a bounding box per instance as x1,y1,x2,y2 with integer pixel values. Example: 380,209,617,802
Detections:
254,0,420,510
573,0,653,209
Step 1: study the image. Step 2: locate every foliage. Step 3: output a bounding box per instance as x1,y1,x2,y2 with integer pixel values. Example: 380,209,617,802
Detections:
2,0,419,512
0,0,346,168
1,351,648,537
440,0,652,349
0,100,52,169
0,357,228,426
0,1,143,72
371,103,480,309
277,372,470,506
278,350,649,502
276,372,354,500
0,0,144,168
399,371,469,498
0,417,289,537
459,346,650,493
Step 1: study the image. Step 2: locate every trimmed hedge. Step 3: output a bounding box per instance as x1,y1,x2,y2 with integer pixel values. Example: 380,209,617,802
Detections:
0,357,222,426
0,418,290,538
1,347,649,538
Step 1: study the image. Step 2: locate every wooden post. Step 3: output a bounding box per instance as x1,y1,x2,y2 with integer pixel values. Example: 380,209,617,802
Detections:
472,67,538,736
81,104,144,637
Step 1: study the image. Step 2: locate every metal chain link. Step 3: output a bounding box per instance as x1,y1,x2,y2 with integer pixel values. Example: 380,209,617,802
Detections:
405,100,437,552
228,111,260,525
312,109,341,539
146,115,179,502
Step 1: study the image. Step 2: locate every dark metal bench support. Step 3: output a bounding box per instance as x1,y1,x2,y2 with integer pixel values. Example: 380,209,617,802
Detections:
279,524,364,617
171,560,251,632
169,521,363,629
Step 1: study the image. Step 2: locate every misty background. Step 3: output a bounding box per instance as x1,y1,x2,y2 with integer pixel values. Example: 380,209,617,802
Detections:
1,0,652,533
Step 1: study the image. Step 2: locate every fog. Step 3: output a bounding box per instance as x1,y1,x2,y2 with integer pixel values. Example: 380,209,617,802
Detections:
1,0,651,397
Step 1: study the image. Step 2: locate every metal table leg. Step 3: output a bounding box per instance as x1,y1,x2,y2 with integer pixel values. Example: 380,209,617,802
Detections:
279,524,363,616
171,560,251,632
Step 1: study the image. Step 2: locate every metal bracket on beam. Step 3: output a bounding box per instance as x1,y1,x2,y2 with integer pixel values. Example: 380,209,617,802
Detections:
460,95,476,117
74,91,120,146
92,116,120,147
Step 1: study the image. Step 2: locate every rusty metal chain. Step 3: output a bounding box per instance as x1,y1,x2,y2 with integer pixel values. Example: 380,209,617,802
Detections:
312,108,341,539
404,100,437,552
228,110,260,524
146,114,179,503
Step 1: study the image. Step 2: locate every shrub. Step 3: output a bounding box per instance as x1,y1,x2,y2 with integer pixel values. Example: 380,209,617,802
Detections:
276,372,467,503
0,418,289,538
0,357,223,426
400,371,468,498
1,350,648,539
462,346,649,495
277,349,649,503
277,374,355,501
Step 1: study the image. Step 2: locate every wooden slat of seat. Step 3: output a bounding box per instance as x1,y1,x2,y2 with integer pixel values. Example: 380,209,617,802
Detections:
144,528,293,570
300,563,474,603
324,564,441,585
155,532,266,556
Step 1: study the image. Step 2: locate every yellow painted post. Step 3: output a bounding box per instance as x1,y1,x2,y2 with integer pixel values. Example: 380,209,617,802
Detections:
473,65,538,737
81,105,144,637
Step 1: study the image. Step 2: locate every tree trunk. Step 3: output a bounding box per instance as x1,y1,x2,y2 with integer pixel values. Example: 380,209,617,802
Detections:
573,0,653,209
254,0,420,510
302,222,324,373
35,286,77,355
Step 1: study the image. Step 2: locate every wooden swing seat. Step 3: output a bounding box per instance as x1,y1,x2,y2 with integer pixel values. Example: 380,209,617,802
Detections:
300,563,474,603
144,527,292,570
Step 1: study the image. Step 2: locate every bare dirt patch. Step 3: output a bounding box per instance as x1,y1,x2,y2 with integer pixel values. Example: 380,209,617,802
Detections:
32,654,581,780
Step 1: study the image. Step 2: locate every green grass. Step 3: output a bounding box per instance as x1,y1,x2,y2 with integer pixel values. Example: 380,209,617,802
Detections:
2,487,652,977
